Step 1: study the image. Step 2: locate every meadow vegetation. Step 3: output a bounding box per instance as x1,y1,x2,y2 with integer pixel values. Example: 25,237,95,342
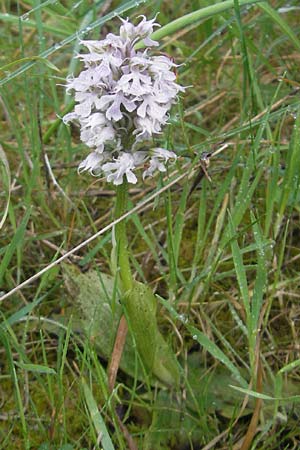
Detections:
1,0,300,449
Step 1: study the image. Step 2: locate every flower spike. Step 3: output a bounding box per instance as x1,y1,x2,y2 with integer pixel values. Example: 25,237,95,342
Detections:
64,16,185,185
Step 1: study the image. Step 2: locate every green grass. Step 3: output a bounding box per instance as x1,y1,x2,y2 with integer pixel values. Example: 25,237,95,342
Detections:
1,0,300,449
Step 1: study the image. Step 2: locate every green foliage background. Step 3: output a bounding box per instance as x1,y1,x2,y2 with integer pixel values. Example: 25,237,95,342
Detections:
1,0,300,449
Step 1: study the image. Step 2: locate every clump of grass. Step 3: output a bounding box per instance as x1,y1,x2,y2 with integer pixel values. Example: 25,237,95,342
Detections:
1,0,300,449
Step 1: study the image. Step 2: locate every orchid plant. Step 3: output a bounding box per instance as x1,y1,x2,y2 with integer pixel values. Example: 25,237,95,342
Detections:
64,16,185,387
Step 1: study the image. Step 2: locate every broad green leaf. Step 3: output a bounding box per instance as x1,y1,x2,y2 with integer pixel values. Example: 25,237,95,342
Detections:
62,264,123,358
62,265,139,380
62,266,180,387
125,280,180,387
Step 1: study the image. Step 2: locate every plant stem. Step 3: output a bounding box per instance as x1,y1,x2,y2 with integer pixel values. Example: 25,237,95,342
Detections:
115,181,133,293
135,0,263,49
108,182,132,393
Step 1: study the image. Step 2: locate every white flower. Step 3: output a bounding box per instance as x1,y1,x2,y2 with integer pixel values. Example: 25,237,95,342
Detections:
152,148,177,160
134,116,165,139
119,15,160,46
117,69,152,96
143,148,177,178
99,92,137,122
63,16,185,184
102,153,137,185
80,117,115,151
137,95,169,120
78,151,107,175
143,158,165,178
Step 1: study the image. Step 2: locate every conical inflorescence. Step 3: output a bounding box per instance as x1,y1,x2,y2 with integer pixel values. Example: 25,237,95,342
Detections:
64,16,185,185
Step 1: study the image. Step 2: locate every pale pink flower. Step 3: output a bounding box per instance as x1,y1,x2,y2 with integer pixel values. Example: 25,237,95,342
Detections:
64,16,185,184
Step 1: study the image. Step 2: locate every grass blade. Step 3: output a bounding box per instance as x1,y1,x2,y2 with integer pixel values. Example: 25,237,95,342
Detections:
0,145,11,229
158,295,248,388
142,0,264,45
82,378,115,450
258,3,300,51
0,207,31,286
0,0,150,86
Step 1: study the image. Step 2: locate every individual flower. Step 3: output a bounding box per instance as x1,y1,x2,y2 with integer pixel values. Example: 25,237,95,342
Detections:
119,15,160,46
63,15,185,185
102,152,146,185
143,148,177,178
78,151,107,175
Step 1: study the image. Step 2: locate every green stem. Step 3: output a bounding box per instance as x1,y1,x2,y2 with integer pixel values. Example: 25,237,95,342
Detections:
115,181,133,293
135,0,263,49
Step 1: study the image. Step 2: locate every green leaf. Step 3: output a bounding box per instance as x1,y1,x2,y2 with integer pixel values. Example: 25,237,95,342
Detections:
62,264,122,357
0,145,11,229
0,56,60,73
228,218,250,319
0,0,150,86
173,183,189,265
158,295,248,388
62,265,138,379
251,213,267,329
258,3,300,51
125,281,180,387
1,295,43,330
136,0,263,48
63,267,180,386
229,385,300,402
82,378,115,450
0,207,31,285
278,359,300,375
59,445,75,450
0,13,71,37
274,106,300,236
187,326,247,388
14,361,56,375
